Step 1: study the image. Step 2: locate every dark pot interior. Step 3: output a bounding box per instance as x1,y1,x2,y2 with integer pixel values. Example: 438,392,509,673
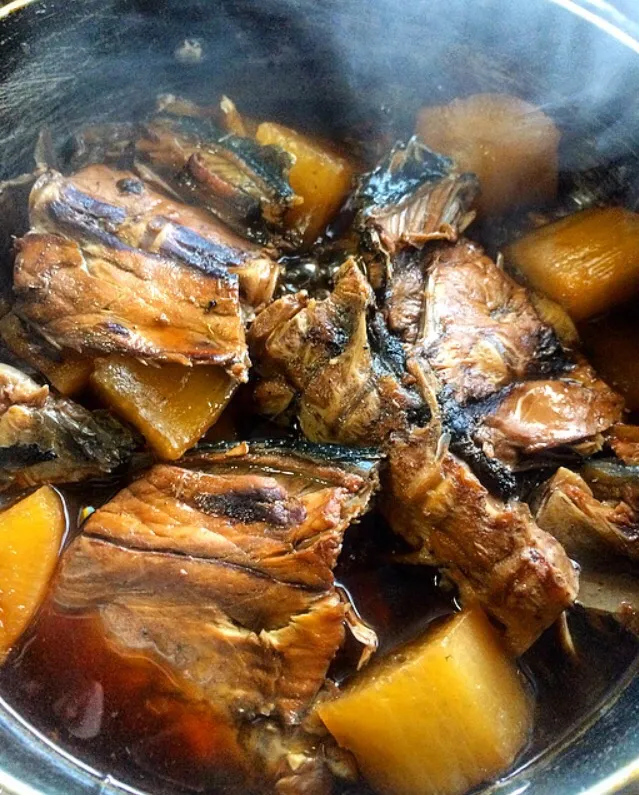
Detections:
0,1,639,793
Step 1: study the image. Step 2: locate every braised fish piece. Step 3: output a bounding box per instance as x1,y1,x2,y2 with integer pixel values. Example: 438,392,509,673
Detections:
432,388,519,499
0,363,134,490
13,232,248,380
417,239,566,401
473,364,624,468
385,238,621,478
29,166,279,315
534,467,639,563
355,138,478,258
249,257,428,444
383,401,578,654
51,443,379,793
383,239,562,381
135,109,300,244
534,462,639,634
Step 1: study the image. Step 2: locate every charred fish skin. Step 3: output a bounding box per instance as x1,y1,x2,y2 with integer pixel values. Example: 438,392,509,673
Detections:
0,363,135,490
135,109,300,246
51,443,379,794
189,437,384,469
29,166,280,315
40,180,131,253
249,257,429,445
436,386,518,499
155,222,243,279
353,137,479,289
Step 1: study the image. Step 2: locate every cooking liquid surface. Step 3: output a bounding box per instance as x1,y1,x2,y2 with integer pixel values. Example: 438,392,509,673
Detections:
0,493,637,795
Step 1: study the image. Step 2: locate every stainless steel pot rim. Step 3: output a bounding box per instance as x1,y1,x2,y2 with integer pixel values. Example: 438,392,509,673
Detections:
0,0,35,18
549,0,639,53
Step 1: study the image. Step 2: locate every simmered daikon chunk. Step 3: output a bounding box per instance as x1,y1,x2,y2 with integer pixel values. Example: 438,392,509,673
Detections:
317,609,532,795
91,356,236,460
0,486,65,659
416,93,559,215
506,207,639,321
256,122,354,243
0,313,93,396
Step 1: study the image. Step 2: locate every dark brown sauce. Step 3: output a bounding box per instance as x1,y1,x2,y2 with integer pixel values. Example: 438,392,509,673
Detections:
3,607,248,794
0,491,638,795
334,512,458,671
521,608,639,761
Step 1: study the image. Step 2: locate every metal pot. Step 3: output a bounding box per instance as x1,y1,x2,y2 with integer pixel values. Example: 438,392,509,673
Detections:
0,1,638,792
